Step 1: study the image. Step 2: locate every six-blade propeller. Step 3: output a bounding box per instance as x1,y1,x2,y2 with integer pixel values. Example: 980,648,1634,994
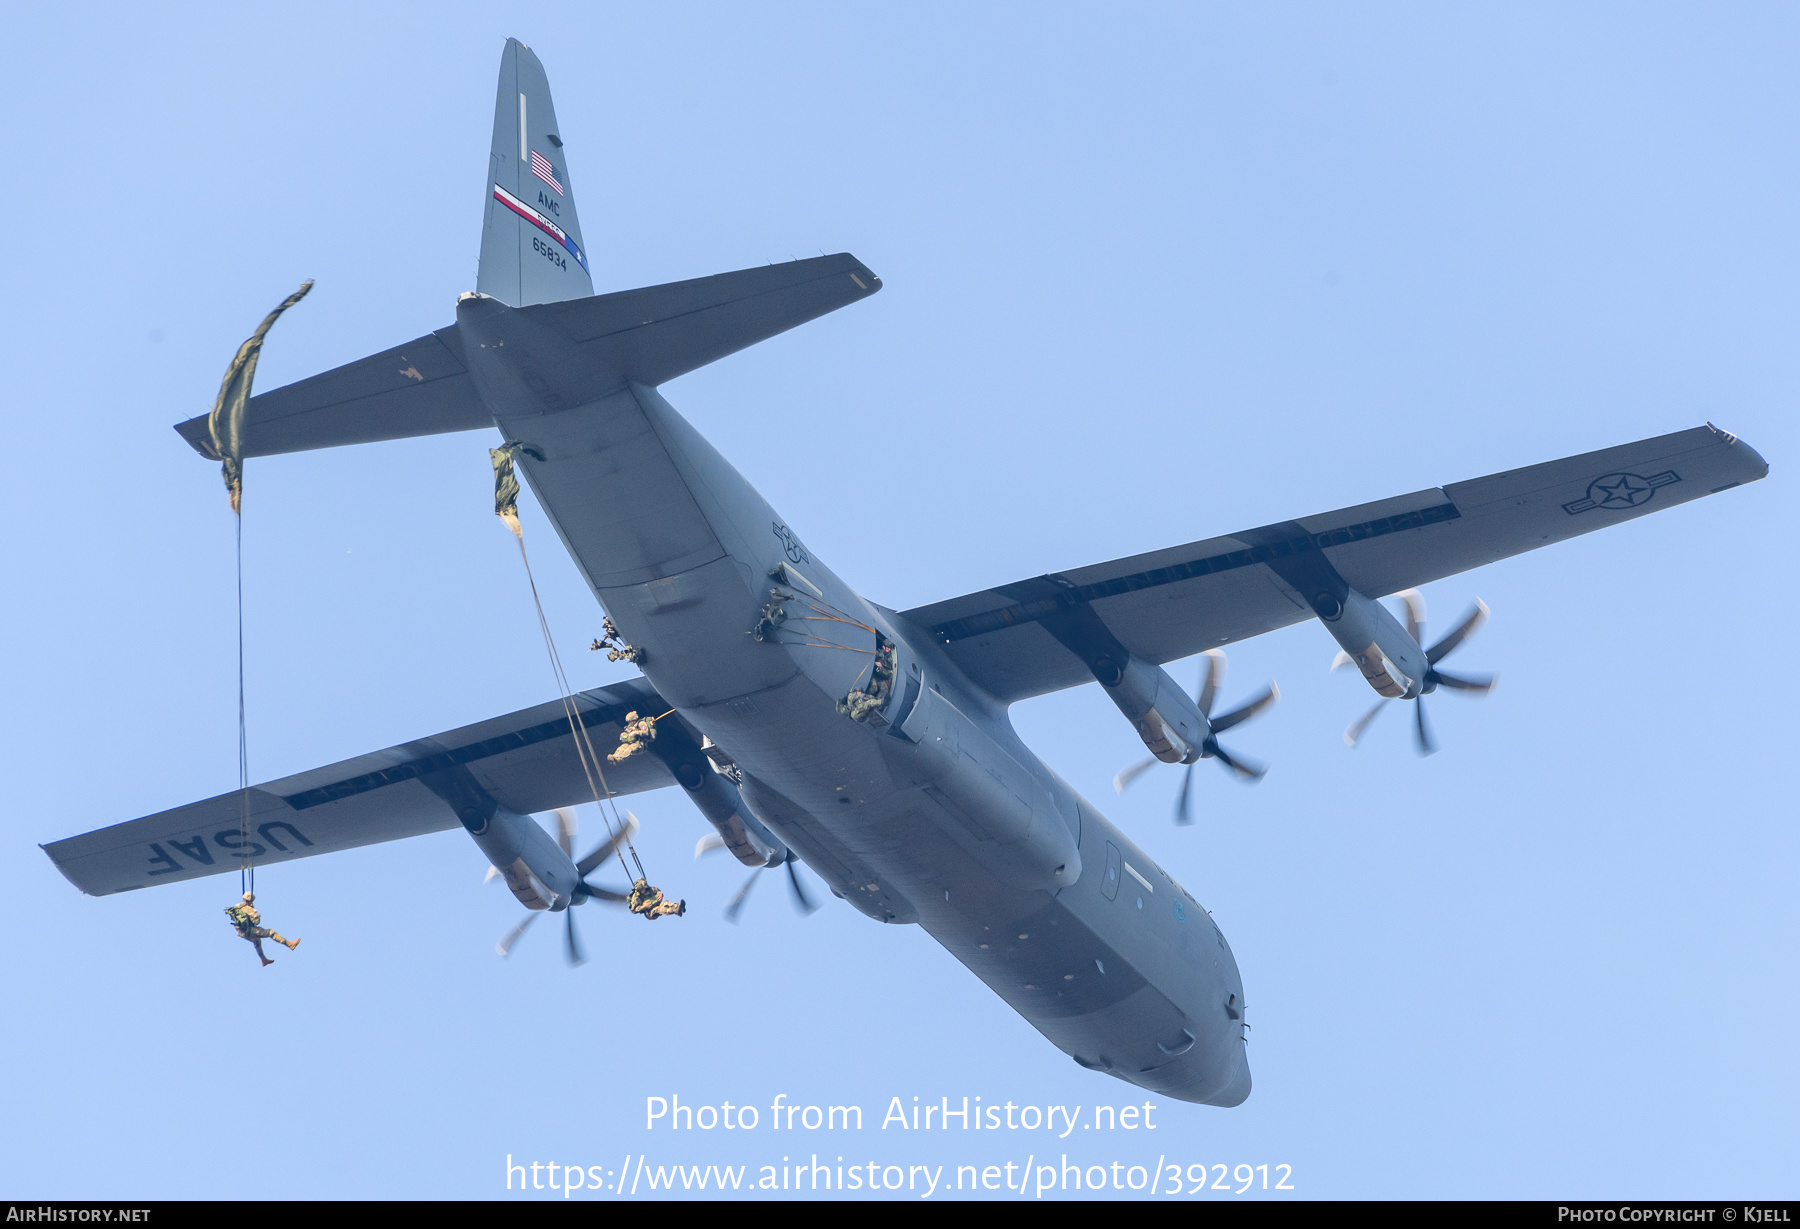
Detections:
1335,591,1497,756
694,834,821,923
488,808,638,966
1113,650,1279,825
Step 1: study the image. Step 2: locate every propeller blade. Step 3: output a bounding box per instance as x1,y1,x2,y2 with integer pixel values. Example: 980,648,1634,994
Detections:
1209,741,1268,782
723,870,761,925
1209,682,1280,734
579,880,629,903
1414,698,1438,757
1173,764,1195,826
1426,598,1489,665
1113,757,1158,795
1329,650,1356,672
495,911,539,958
554,807,577,858
786,858,821,915
483,864,501,884
1196,650,1224,719
575,812,641,877
565,909,586,968
1432,668,1497,694
694,832,727,860
1343,698,1389,748
1396,589,1427,646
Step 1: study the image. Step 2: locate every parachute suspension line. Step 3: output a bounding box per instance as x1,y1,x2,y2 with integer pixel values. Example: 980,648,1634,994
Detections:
514,530,642,882
848,652,874,694
491,443,647,883
801,599,877,635
237,513,252,897
206,279,310,898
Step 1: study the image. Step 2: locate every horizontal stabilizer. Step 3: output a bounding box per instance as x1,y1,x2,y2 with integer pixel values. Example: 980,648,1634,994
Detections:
174,328,488,459
526,252,881,387
173,254,880,460
44,678,674,896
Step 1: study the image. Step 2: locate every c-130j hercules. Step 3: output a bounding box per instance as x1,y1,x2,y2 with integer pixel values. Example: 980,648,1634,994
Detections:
45,40,1767,1106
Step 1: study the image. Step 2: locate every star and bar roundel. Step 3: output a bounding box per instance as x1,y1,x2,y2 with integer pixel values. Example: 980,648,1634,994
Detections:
1562,470,1681,515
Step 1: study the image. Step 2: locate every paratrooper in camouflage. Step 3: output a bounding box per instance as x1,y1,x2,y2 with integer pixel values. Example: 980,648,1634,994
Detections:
751,589,792,642
870,639,895,691
589,616,642,663
625,878,686,920
225,892,299,967
608,711,656,763
837,689,885,722
838,636,897,724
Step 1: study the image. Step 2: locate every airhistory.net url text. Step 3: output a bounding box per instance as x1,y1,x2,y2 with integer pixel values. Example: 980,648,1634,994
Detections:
505,1153,1296,1198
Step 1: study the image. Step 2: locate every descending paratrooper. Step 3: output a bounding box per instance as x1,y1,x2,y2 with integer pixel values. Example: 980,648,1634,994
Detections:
224,892,299,967
608,711,657,763
590,616,641,663
750,589,792,642
625,878,686,920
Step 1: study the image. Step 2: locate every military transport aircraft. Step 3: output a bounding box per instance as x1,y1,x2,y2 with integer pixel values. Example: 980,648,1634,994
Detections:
44,40,1767,1107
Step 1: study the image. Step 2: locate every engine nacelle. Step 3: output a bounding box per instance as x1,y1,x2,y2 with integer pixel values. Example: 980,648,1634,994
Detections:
676,757,787,868
1309,587,1428,699
644,715,787,868
459,806,581,911
1090,651,1210,765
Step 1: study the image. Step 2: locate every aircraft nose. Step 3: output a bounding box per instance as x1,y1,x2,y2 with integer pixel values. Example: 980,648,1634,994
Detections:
1209,1049,1252,1107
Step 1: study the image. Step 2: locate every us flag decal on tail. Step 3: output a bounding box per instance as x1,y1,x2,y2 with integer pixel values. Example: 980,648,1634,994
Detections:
530,149,564,195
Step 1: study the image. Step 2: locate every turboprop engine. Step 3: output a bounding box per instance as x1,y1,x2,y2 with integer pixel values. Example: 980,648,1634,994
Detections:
1032,600,1278,822
1309,587,1431,699
643,716,787,869
463,805,583,911
473,805,646,965
1108,650,1280,824
1312,587,1497,754
1094,651,1213,765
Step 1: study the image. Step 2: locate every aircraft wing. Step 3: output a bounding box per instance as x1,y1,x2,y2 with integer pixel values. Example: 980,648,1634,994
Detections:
43,679,675,897
900,424,1768,704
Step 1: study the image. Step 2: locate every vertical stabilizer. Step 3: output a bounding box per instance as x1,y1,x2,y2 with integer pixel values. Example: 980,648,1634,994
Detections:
477,40,595,306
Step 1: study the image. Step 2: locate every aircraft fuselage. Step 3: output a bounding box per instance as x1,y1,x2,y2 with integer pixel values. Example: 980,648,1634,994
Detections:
460,295,1251,1105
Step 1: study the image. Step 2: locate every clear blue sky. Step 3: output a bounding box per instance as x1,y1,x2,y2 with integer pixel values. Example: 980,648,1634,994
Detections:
2,2,1793,1200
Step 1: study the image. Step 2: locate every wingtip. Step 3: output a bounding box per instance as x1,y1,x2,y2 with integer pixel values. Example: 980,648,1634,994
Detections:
174,416,221,459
